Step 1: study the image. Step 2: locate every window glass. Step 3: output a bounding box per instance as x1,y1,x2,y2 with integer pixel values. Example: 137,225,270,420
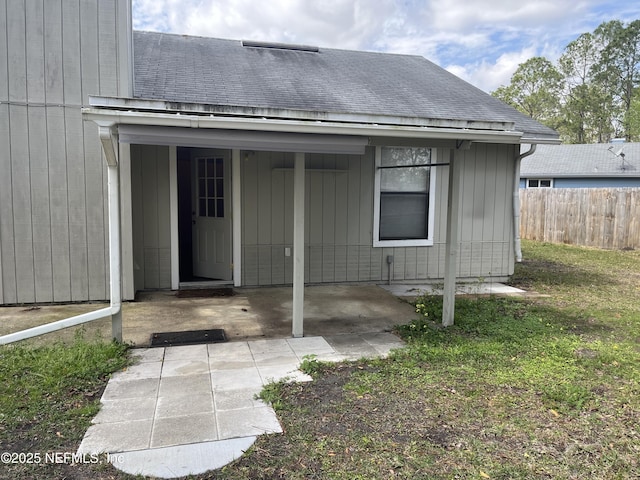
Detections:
196,157,225,217
377,147,432,243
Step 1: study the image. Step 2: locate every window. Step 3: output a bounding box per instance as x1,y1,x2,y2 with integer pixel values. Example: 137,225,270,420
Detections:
373,146,436,247
197,157,225,218
527,179,552,188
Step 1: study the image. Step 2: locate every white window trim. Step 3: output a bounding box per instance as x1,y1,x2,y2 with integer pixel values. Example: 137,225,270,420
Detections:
527,178,553,188
373,146,437,247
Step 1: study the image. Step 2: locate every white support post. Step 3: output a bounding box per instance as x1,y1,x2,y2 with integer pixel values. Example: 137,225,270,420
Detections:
443,148,463,327
169,146,179,290
232,149,242,287
119,142,135,300
292,152,305,337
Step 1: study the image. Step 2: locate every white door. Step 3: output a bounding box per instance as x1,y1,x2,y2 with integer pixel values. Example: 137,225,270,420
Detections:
192,151,232,280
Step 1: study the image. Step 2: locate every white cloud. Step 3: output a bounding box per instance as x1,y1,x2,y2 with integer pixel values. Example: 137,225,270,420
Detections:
447,46,537,93
134,0,396,50
131,0,640,92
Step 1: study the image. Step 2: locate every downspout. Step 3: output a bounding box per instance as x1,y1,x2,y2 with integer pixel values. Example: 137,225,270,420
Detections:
0,125,122,345
514,144,536,262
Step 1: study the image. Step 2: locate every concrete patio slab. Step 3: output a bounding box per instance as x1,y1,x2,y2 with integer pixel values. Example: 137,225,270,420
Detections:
0,284,417,347
155,393,214,419
110,361,163,382
78,333,406,478
151,413,219,448
110,437,257,479
324,334,384,360
158,373,212,397
380,282,526,298
214,387,267,411
101,377,159,401
210,367,264,392
92,397,157,424
216,406,282,439
80,419,153,454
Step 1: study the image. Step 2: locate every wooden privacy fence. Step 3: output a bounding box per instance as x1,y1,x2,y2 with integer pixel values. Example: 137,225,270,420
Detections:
519,188,640,250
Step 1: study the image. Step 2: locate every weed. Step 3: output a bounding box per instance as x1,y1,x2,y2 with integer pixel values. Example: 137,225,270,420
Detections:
299,354,321,377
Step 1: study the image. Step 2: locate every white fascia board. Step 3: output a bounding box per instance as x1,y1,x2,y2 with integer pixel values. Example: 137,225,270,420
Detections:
83,107,524,144
88,95,516,132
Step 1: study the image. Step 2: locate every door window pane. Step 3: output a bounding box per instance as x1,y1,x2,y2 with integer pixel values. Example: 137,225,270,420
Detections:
196,156,225,218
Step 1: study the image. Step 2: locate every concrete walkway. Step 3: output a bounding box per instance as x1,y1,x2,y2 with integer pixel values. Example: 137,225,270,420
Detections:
77,333,405,478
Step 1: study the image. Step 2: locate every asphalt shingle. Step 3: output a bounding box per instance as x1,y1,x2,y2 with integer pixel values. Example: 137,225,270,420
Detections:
132,31,557,141
521,143,640,177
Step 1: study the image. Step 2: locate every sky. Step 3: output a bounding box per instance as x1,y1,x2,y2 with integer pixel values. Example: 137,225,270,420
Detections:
132,0,640,93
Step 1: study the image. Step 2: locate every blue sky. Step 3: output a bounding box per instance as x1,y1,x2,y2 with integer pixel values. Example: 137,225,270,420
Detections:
132,0,640,93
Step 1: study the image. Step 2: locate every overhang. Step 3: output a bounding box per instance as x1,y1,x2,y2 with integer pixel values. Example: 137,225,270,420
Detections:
84,96,559,145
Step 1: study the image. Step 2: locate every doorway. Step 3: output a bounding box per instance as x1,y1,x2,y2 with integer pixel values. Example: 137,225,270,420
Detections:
177,147,233,283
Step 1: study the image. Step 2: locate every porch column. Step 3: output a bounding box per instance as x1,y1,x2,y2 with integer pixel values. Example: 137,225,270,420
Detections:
169,146,179,290
292,152,305,337
442,148,463,327
232,149,242,287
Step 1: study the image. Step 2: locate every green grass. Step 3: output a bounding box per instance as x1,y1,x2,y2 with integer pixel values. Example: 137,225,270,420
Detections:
1,240,639,479
0,331,130,480
212,241,640,479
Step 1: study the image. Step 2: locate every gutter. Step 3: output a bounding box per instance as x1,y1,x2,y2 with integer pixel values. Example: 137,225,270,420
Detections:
82,107,526,145
513,144,537,262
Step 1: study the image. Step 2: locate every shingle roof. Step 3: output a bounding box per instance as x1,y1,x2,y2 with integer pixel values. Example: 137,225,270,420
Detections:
521,143,640,177
132,31,558,142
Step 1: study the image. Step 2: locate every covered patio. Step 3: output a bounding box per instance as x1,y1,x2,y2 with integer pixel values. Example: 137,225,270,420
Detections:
0,284,417,347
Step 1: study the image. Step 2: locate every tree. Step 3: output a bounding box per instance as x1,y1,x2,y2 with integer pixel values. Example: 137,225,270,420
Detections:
594,20,640,140
628,91,640,141
492,57,563,130
492,19,640,143
558,32,615,143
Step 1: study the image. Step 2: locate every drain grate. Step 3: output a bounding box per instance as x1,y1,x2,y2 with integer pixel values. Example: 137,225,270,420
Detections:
150,329,227,347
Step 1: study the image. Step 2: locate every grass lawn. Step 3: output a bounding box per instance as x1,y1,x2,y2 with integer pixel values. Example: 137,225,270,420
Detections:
214,241,640,480
1,240,639,479
0,332,131,480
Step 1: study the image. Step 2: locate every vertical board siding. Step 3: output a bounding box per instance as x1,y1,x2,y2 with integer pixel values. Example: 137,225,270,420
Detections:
0,102,16,304
241,144,516,286
47,106,71,301
9,105,36,303
65,107,89,301
0,0,129,304
44,0,64,104
131,145,172,290
25,0,45,103
0,1,8,102
130,145,144,291
29,105,54,302
519,188,640,250
7,0,27,102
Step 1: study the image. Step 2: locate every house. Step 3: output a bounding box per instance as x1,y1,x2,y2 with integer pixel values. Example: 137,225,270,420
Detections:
0,0,558,336
520,142,640,188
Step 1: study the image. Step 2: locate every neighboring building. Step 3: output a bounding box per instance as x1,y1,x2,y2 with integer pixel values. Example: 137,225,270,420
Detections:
520,143,640,188
1,0,559,308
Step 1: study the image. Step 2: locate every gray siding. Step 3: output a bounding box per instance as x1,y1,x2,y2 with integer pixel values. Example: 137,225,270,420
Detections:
241,144,516,286
130,145,172,291
0,0,131,304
